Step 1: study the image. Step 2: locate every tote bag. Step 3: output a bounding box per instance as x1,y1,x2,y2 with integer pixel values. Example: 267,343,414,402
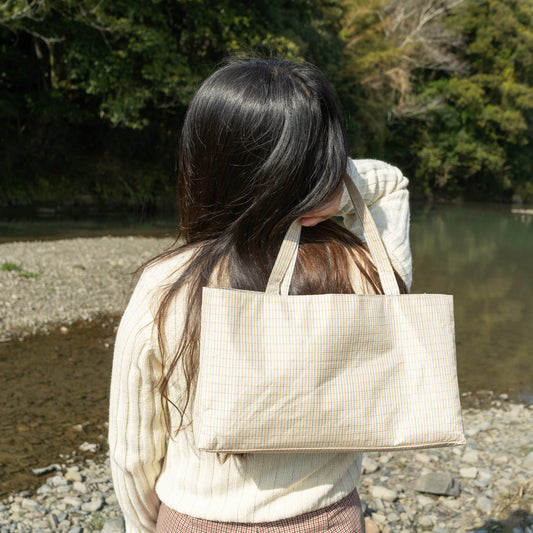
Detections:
193,176,465,453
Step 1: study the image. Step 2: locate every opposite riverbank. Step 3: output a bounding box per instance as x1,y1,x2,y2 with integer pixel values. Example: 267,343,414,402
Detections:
1,237,532,532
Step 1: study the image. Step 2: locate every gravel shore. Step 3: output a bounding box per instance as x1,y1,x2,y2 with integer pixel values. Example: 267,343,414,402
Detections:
0,236,172,342
1,404,532,533
1,237,532,533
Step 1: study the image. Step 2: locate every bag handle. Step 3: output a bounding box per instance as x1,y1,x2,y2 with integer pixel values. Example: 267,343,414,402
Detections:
265,219,302,296
265,174,401,296
342,175,400,295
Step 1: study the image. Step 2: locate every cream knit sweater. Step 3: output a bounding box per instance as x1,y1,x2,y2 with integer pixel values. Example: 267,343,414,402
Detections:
109,159,412,533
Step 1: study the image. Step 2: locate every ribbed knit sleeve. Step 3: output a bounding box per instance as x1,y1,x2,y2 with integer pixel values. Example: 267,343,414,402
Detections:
338,159,412,289
109,270,167,533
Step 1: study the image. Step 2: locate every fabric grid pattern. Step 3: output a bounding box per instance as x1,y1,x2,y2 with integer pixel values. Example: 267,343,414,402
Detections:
195,290,461,452
155,489,365,533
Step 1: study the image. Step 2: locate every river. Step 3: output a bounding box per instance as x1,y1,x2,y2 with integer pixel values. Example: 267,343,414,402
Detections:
1,202,532,401
410,202,532,404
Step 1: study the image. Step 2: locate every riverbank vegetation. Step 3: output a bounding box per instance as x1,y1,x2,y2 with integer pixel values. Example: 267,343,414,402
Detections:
1,0,532,207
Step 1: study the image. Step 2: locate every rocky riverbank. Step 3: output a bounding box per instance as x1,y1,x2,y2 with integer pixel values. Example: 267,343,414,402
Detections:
1,237,532,532
0,402,532,533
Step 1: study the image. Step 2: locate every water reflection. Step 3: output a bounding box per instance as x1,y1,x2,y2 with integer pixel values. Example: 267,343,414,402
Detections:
410,203,533,403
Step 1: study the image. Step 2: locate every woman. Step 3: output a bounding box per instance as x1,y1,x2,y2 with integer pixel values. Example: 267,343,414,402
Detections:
109,58,411,533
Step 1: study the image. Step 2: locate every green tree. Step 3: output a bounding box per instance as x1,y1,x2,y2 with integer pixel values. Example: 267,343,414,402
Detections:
339,0,465,156
4,0,531,203
0,0,344,204
397,0,533,199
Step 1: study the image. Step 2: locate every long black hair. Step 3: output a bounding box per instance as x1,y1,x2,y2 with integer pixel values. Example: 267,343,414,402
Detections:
147,58,405,433
178,58,348,269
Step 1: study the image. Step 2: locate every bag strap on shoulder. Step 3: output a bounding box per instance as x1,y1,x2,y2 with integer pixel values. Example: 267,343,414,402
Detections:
265,219,301,295
342,175,400,295
265,172,401,296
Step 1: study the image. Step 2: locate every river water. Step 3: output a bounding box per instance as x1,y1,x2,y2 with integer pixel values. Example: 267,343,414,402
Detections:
0,202,531,496
410,203,532,404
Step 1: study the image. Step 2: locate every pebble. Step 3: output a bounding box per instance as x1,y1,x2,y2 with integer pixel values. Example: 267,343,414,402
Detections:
462,450,479,464
31,465,61,477
370,486,398,502
79,442,100,454
417,494,435,506
0,404,530,532
362,456,380,474
460,466,478,478
524,452,533,471
413,471,460,497
81,498,104,512
364,518,380,533
476,495,493,514
65,468,83,483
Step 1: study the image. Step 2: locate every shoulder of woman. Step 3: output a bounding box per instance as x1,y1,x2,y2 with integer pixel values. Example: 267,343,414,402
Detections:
340,159,408,216
139,246,197,288
348,158,405,177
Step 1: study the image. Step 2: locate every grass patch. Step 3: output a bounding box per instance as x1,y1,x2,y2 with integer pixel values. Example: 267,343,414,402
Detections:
85,515,106,531
1,262,39,279
1,262,22,272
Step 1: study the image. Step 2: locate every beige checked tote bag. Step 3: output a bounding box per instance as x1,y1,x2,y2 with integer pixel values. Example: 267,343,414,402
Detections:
193,176,465,453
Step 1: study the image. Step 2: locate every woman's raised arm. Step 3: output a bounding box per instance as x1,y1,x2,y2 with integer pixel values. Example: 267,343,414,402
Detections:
337,158,412,290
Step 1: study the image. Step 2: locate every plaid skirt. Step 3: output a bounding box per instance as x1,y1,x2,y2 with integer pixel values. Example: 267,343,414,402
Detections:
155,489,365,533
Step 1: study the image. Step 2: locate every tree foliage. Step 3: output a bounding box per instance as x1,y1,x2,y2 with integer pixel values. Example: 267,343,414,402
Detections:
339,0,466,155
406,0,533,198
0,0,343,204
1,0,532,204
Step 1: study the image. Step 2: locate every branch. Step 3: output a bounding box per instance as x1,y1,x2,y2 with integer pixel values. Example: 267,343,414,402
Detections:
0,0,64,45
21,26,64,44
0,0,46,25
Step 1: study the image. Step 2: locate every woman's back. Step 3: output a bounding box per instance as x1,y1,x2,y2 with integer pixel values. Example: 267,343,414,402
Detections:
110,159,411,528
109,58,411,532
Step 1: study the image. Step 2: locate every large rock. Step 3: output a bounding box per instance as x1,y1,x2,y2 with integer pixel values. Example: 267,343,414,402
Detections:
524,451,533,471
413,472,460,497
102,517,125,533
